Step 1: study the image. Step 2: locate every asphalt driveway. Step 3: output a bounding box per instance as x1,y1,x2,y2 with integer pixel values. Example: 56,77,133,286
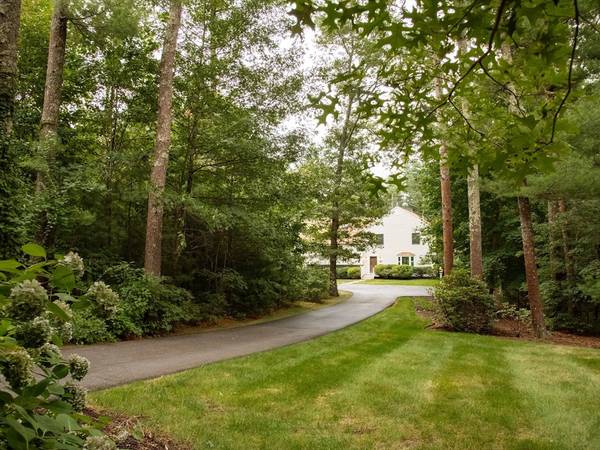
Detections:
65,283,432,390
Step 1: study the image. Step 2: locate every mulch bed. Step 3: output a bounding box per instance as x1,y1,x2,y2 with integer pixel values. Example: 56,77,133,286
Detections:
84,408,192,450
414,305,600,349
492,318,600,349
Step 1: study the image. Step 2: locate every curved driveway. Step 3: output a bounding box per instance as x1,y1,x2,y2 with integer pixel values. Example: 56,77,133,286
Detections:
65,283,432,390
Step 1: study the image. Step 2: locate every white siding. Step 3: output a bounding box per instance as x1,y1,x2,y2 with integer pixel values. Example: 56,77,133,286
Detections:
359,207,430,277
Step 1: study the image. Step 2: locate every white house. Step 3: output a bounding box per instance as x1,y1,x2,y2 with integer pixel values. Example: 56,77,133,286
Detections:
357,206,430,278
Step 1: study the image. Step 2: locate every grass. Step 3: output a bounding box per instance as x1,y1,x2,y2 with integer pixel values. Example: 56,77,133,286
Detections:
92,298,600,450
358,278,441,286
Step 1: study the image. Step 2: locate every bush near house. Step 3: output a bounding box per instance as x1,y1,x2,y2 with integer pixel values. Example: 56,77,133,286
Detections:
412,265,435,278
374,264,414,279
336,266,361,279
433,269,495,333
347,266,361,279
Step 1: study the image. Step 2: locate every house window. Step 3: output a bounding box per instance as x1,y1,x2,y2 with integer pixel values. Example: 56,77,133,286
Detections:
375,234,384,246
412,232,421,245
399,256,415,266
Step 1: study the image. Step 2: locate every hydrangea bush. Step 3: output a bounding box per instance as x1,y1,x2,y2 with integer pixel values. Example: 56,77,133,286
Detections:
0,243,115,449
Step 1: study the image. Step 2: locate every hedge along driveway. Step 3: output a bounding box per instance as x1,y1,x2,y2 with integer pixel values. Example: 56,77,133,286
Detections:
65,284,431,390
91,298,600,449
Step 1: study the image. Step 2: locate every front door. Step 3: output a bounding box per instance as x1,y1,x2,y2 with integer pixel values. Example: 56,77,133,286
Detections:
369,256,378,273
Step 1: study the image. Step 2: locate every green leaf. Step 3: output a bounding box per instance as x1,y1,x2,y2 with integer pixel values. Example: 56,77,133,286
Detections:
46,302,70,322
22,379,51,398
0,319,12,336
54,293,75,303
70,297,91,311
52,364,69,379
56,413,82,432
50,265,76,292
43,399,73,414
4,416,36,444
47,383,65,396
21,243,46,259
0,259,22,273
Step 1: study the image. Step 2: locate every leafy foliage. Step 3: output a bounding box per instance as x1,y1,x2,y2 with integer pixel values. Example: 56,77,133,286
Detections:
433,269,496,333
0,245,113,448
374,264,414,280
336,266,360,279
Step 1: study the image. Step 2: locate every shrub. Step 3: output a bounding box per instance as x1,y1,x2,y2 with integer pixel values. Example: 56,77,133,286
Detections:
337,266,360,279
433,269,495,333
374,264,394,278
496,301,531,323
347,266,361,279
375,264,413,279
0,244,113,448
71,310,116,344
413,265,435,278
391,265,413,279
115,273,199,336
336,267,349,279
290,266,329,302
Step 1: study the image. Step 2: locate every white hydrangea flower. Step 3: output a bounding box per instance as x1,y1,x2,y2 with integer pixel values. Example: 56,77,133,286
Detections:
9,279,48,321
64,382,87,412
68,354,90,381
60,251,85,278
40,343,61,358
87,282,120,317
1,348,33,389
15,316,53,348
61,322,73,343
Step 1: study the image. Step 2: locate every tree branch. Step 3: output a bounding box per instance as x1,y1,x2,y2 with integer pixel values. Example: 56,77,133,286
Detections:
449,98,485,137
550,0,579,143
426,0,508,120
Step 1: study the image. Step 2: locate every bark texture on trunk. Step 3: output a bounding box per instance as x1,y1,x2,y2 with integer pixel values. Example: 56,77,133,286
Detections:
39,0,67,141
547,200,562,280
467,163,483,279
35,0,68,245
439,144,454,275
0,0,21,140
328,92,354,297
328,212,340,297
144,0,182,276
517,196,547,338
558,199,575,283
434,75,453,275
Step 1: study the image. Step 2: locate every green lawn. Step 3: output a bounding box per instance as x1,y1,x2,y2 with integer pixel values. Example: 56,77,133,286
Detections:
358,278,440,286
92,298,600,450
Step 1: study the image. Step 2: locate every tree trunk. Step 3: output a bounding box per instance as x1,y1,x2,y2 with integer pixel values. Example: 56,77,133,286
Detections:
0,0,21,256
517,195,547,338
558,198,575,314
0,0,21,142
558,199,575,283
35,0,68,244
143,0,182,276
39,0,67,141
434,75,453,275
328,87,356,297
439,144,454,275
547,200,563,281
327,42,357,297
467,163,483,279
328,212,340,297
